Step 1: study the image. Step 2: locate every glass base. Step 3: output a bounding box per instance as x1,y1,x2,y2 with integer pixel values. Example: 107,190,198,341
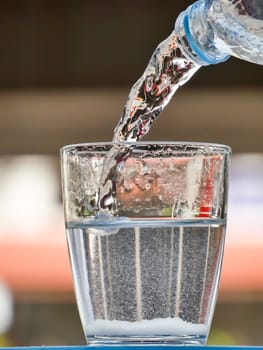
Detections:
86,334,206,346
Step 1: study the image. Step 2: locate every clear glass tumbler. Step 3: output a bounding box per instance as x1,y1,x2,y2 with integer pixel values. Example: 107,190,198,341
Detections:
60,142,231,345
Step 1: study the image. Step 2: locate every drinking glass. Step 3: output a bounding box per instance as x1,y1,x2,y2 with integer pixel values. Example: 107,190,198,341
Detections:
60,142,231,345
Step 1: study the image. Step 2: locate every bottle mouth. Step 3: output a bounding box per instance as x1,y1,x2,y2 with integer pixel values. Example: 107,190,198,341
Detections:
183,11,230,66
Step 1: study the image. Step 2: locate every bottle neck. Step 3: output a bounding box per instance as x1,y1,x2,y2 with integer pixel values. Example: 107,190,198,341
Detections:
175,0,230,66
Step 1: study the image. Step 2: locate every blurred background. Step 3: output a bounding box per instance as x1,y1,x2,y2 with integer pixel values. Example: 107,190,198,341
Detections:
0,0,262,346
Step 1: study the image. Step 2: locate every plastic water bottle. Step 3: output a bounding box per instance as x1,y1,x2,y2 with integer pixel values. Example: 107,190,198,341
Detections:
175,0,263,66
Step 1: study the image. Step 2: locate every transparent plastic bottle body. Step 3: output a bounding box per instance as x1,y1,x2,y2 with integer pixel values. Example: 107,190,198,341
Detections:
176,0,263,66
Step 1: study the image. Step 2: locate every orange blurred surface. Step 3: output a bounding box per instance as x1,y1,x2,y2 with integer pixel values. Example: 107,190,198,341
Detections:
0,242,73,293
0,216,74,293
221,245,263,292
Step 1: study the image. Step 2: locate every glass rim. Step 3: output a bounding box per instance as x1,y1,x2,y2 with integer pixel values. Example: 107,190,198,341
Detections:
60,141,231,154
